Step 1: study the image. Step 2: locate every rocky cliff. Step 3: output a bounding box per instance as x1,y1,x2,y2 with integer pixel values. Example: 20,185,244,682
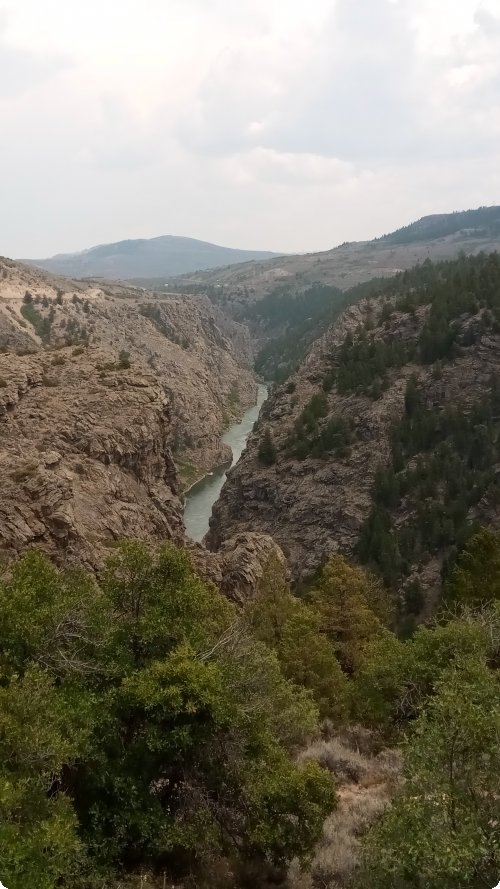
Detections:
0,257,255,487
0,257,282,602
207,253,500,609
0,347,184,570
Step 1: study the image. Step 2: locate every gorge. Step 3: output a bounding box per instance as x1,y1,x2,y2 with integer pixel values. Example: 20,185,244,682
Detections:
1,209,500,889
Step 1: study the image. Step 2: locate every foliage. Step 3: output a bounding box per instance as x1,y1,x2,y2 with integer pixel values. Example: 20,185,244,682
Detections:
118,349,131,369
0,544,335,888
307,555,389,674
336,330,414,399
286,393,352,461
20,302,54,343
288,403,353,461
353,615,494,734
446,527,500,606
360,658,500,889
359,374,500,597
254,284,350,383
258,427,277,466
376,205,500,245
246,557,350,721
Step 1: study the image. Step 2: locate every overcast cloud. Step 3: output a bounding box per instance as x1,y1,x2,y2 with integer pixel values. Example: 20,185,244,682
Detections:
1,0,499,257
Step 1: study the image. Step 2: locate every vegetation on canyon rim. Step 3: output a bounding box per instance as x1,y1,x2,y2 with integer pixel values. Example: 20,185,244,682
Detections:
1,241,500,889
0,530,498,889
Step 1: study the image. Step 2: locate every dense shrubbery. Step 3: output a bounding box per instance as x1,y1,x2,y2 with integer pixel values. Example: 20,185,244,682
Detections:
258,427,277,465
0,544,336,889
0,533,499,888
336,331,414,399
286,392,353,461
21,301,54,343
250,543,500,889
357,619,500,889
245,283,343,329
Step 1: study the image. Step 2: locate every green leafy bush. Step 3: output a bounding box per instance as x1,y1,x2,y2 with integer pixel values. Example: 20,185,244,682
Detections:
0,544,336,888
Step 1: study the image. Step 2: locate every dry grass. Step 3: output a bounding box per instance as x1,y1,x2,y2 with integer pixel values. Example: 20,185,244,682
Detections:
10,463,39,483
290,732,402,889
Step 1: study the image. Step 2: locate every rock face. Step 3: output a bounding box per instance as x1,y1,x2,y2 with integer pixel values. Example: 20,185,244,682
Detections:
0,258,279,603
0,257,256,488
207,295,500,594
0,348,184,569
206,302,376,580
190,533,286,605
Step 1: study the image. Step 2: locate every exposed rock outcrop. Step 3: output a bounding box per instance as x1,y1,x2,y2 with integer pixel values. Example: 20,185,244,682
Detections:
190,532,286,604
0,257,256,488
0,348,184,569
0,258,280,605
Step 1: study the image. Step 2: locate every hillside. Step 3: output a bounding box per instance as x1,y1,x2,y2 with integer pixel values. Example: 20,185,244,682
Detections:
377,205,500,245
170,205,500,307
25,235,279,279
208,252,500,617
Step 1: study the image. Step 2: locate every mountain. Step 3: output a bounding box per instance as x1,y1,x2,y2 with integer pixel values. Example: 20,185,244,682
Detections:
171,205,500,305
377,205,500,245
24,235,280,279
176,205,499,385
207,251,500,620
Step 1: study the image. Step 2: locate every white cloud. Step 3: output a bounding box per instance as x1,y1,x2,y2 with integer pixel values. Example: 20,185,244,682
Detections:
0,0,499,257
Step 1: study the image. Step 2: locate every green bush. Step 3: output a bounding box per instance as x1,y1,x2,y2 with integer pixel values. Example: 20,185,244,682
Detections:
0,545,336,888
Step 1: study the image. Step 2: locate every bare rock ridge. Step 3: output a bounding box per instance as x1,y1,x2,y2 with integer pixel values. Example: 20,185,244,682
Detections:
207,253,500,605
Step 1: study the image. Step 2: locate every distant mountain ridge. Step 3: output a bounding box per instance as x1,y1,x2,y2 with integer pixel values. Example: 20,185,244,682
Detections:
24,236,280,279
377,205,500,245
171,205,500,301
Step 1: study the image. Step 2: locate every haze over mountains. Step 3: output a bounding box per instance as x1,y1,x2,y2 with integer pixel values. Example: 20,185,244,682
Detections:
25,236,280,280
25,206,500,287
173,205,500,299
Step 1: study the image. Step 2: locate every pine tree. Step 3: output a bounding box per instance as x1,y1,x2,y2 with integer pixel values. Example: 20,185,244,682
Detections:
259,427,278,466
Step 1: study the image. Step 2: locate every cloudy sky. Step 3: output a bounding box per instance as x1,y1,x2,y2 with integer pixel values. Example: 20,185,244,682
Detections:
1,0,499,257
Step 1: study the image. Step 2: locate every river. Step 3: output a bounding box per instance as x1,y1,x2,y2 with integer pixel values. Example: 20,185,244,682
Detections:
184,383,268,543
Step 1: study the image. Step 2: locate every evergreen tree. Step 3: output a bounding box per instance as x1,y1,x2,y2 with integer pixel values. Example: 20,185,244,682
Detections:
258,427,278,465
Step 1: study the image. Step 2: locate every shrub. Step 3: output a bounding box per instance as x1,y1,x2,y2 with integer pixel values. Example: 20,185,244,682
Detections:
10,463,38,482
20,302,52,343
0,544,336,887
118,349,131,369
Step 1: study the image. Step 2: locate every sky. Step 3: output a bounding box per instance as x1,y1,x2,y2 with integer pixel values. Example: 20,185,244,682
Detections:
1,0,500,257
